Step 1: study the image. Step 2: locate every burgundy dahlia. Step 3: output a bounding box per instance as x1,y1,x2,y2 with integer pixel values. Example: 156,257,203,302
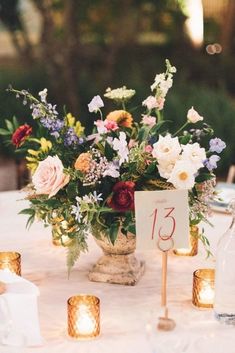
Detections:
107,181,135,212
12,124,32,148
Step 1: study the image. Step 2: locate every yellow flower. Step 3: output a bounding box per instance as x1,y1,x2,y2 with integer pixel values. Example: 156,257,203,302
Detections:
66,113,75,127
74,121,84,137
26,156,38,173
40,138,52,152
74,153,92,173
26,138,52,173
106,110,133,128
65,113,84,137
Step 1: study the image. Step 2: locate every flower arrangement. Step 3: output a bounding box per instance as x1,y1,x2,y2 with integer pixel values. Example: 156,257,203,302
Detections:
0,60,225,271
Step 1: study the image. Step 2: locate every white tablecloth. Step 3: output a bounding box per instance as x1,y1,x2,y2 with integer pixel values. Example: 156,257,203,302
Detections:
0,191,234,353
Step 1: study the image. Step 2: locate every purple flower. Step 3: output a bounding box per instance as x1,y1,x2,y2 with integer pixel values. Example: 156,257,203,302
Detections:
209,138,226,153
40,117,64,137
204,155,220,171
64,127,81,147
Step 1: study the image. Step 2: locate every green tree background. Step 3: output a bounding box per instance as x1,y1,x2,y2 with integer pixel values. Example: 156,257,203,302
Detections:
0,0,234,175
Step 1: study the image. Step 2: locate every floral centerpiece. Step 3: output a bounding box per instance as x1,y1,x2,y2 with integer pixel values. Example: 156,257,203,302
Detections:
0,60,225,276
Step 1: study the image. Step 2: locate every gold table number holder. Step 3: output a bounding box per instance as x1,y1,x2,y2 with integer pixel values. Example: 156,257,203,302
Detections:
157,238,176,331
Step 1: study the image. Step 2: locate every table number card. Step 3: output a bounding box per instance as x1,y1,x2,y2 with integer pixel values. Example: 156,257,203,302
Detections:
134,190,189,250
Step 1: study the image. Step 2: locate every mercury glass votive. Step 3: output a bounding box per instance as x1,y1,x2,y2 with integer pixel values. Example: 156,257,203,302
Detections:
0,252,21,276
67,295,100,340
173,226,198,256
192,269,215,308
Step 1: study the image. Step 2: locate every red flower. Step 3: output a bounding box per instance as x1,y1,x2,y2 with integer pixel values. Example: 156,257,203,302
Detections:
108,181,135,212
12,124,32,148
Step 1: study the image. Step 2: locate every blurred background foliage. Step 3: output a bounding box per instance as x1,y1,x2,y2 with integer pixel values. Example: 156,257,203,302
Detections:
0,0,235,176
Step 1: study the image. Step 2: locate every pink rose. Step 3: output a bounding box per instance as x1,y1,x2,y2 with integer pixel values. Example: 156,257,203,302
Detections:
104,119,118,131
32,155,70,198
141,115,156,127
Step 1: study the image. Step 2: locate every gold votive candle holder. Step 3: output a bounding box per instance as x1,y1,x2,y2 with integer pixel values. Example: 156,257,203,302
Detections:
173,226,198,256
67,295,100,340
0,252,21,276
192,269,215,308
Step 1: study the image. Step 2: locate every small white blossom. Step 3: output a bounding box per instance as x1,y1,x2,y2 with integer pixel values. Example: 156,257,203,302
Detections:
88,95,104,113
142,96,158,110
103,162,120,178
112,131,129,165
104,86,135,102
141,115,156,127
39,88,48,103
187,107,203,124
92,191,103,203
71,204,82,222
94,120,107,134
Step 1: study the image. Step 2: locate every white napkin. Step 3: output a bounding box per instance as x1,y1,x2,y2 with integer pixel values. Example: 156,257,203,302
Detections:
0,269,43,347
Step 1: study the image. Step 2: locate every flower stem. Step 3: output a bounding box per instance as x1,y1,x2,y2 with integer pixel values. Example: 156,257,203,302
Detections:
156,109,162,122
98,109,103,120
173,121,189,137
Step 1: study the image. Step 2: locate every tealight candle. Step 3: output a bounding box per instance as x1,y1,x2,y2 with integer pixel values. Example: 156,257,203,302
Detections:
173,226,198,256
67,295,100,339
192,269,215,308
0,252,21,276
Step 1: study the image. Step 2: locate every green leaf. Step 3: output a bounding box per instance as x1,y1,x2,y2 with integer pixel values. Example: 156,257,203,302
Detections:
66,182,78,199
179,134,192,145
26,214,35,229
66,238,83,276
0,128,11,136
145,162,156,174
137,126,150,142
149,120,170,135
104,142,115,160
195,173,213,183
44,198,62,208
127,224,136,235
12,116,19,129
19,208,35,215
121,227,127,235
4,119,14,132
109,222,119,245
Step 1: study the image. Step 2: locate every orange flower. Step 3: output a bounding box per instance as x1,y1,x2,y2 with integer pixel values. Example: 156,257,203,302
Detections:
74,153,92,173
106,110,133,128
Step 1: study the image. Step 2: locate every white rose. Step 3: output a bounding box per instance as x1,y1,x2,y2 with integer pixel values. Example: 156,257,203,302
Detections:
167,161,195,189
187,107,203,123
157,160,175,179
152,134,181,164
32,155,70,198
181,143,206,171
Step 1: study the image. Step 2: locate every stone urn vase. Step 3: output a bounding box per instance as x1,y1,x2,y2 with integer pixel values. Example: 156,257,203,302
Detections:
88,229,145,286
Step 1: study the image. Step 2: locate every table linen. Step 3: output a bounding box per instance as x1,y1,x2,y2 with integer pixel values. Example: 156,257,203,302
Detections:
0,190,234,353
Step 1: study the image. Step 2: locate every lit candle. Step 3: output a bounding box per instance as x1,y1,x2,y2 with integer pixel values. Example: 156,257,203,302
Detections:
199,284,215,305
192,269,215,308
173,226,198,256
0,252,21,276
68,295,100,339
76,304,96,335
